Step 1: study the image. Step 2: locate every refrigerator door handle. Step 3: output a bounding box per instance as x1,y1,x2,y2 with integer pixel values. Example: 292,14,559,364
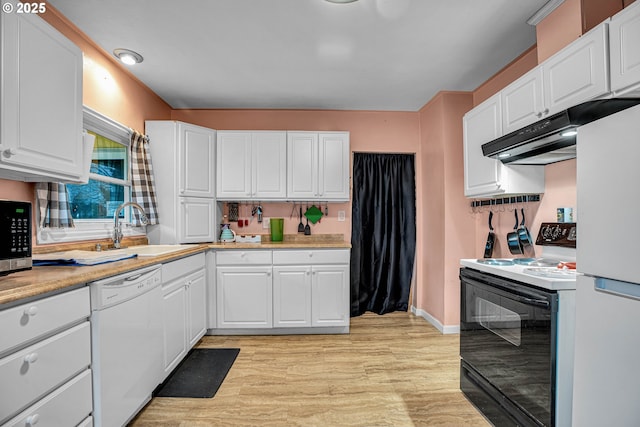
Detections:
594,277,640,301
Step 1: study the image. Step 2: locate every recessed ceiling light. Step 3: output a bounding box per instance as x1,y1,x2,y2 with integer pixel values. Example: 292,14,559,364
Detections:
498,153,512,159
113,48,144,65
325,0,359,3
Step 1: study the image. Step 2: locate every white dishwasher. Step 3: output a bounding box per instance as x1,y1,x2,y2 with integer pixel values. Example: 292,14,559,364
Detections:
90,265,163,427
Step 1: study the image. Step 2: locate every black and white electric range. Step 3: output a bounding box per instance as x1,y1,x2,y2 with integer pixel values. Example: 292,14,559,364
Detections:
459,223,577,427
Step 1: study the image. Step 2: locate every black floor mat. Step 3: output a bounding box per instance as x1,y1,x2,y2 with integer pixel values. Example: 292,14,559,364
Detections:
154,348,240,398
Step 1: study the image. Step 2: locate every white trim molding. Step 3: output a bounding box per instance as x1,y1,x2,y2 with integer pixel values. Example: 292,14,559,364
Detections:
527,0,565,26
411,306,460,335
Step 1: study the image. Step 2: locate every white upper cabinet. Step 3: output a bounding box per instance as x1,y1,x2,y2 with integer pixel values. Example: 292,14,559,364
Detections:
502,22,609,135
542,22,609,115
180,124,216,198
216,131,287,200
464,93,545,198
463,94,504,197
610,1,640,95
145,121,218,244
0,4,85,182
501,68,545,134
287,132,350,201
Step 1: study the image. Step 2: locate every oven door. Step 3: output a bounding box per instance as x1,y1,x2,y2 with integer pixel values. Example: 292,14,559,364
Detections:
460,268,558,427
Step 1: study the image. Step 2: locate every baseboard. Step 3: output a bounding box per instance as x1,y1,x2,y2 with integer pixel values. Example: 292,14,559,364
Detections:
411,306,460,334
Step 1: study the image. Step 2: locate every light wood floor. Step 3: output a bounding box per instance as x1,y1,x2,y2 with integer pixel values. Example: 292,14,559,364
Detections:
130,312,490,427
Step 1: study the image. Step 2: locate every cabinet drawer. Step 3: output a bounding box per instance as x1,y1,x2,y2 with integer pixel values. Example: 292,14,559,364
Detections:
163,252,205,283
3,369,92,427
0,287,89,355
273,249,350,265
0,322,91,423
216,250,272,265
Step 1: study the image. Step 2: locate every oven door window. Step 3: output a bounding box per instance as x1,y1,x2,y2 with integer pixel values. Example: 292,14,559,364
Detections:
477,298,522,346
460,275,555,427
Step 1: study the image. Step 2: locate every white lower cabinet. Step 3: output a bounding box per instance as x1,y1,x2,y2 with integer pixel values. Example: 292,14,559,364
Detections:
273,266,312,327
161,254,207,380
209,249,350,335
216,266,273,328
311,265,350,327
0,287,91,426
273,250,350,329
211,248,350,334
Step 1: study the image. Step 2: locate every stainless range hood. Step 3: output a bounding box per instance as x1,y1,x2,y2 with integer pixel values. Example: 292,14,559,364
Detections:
482,98,640,165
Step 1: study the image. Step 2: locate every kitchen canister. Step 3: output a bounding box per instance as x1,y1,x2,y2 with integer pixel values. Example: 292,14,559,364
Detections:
557,207,574,223
270,218,284,242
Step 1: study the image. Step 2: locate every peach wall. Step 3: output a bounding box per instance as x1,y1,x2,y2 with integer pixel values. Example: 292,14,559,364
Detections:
582,0,624,33
537,0,583,62
418,92,474,327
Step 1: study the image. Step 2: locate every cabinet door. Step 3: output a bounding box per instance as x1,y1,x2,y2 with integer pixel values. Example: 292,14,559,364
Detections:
463,93,504,197
178,197,215,243
501,68,545,134
287,132,318,199
216,132,252,199
610,2,640,94
179,123,215,198
0,6,83,181
161,281,187,377
542,22,609,115
318,133,350,200
252,132,287,199
311,265,349,327
273,266,312,328
187,269,207,347
216,266,273,328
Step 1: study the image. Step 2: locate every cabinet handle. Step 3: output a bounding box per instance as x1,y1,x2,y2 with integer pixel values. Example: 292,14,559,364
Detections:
25,414,40,426
24,352,39,364
542,108,549,115
536,112,543,118
308,252,313,257
267,271,272,277
2,148,17,158
240,252,245,257
179,189,185,194
24,306,38,317
306,270,311,275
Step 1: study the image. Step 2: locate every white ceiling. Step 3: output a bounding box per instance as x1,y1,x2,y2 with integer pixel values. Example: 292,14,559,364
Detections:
48,0,549,111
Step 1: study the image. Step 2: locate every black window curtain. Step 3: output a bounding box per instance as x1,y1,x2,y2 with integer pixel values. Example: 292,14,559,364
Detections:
350,153,416,317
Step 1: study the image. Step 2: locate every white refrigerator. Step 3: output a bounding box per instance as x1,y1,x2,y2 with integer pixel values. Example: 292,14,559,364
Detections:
574,103,640,426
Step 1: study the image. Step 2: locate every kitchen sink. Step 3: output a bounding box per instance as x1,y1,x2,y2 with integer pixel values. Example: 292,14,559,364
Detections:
123,244,196,257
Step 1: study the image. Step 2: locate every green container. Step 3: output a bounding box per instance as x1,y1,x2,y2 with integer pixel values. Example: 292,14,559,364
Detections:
270,218,284,242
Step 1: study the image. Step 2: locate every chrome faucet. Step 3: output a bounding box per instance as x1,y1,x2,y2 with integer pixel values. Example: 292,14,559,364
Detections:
113,202,150,249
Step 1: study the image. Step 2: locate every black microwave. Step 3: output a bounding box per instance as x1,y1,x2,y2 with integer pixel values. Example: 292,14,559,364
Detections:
0,200,32,276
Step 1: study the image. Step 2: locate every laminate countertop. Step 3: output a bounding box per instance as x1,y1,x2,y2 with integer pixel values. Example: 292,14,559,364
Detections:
0,239,351,306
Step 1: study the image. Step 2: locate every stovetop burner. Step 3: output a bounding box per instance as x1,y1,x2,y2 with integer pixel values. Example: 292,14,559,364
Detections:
476,258,515,266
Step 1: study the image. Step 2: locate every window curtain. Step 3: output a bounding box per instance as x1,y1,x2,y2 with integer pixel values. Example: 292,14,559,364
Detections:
350,153,416,317
35,182,75,228
130,130,160,226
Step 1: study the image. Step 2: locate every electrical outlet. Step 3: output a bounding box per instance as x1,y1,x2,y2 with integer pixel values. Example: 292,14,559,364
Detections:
338,210,346,222
263,218,270,229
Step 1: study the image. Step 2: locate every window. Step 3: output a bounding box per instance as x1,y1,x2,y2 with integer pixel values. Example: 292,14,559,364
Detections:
67,132,129,220
36,107,145,244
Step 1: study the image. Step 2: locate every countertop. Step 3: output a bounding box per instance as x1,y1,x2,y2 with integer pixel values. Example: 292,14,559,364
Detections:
0,238,351,306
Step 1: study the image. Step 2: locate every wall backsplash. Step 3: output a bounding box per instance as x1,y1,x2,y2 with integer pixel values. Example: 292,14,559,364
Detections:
219,201,351,239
